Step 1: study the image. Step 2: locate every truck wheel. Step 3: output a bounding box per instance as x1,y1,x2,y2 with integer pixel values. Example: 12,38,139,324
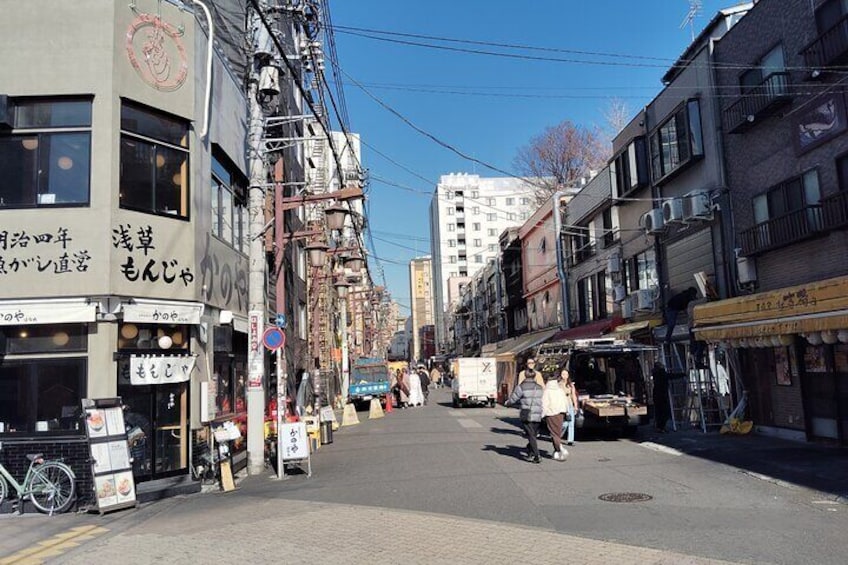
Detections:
452,396,459,408
489,399,495,408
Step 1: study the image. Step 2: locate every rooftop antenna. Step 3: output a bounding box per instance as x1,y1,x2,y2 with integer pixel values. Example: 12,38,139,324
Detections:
680,0,703,41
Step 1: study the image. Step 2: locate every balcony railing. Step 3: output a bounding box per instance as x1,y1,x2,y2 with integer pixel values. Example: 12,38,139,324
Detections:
802,13,848,70
739,205,823,256
822,190,848,230
724,72,793,133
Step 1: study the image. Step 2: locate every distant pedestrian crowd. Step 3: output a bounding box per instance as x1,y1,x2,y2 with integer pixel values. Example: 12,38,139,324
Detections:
392,363,443,408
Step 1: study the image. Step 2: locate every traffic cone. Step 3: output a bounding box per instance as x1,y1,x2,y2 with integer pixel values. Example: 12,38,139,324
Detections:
369,397,384,419
341,403,360,426
385,393,393,414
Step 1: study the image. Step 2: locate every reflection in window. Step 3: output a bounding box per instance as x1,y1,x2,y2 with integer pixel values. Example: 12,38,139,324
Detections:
0,358,86,435
119,101,189,219
0,98,92,208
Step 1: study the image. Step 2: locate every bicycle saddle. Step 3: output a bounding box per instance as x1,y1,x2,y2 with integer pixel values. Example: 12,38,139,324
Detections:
26,453,44,461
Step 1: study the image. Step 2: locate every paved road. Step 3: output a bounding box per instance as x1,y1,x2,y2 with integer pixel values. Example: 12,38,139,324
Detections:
2,387,847,564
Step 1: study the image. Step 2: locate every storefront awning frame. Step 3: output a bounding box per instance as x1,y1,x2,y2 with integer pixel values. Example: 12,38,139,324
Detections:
490,327,559,361
0,298,97,325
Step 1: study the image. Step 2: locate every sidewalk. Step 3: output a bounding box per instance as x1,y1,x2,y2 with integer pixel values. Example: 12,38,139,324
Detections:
637,426,848,500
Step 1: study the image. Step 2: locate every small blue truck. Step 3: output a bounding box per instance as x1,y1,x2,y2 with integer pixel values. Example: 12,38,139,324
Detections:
349,358,391,407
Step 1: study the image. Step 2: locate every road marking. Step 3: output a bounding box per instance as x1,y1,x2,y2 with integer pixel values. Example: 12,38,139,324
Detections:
457,418,483,428
639,442,683,456
0,525,109,565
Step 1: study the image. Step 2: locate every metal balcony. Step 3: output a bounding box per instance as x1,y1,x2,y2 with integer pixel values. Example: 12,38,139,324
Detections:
802,14,848,71
822,190,848,230
724,72,793,133
739,205,823,256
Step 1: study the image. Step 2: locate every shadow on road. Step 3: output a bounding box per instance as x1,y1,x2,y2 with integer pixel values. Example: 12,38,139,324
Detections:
481,443,530,461
632,426,848,498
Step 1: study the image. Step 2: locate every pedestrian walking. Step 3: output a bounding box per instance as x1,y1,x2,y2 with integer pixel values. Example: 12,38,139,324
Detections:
506,370,544,464
417,365,431,405
408,367,424,407
559,364,580,446
542,372,569,461
394,369,410,409
517,358,544,387
430,365,442,389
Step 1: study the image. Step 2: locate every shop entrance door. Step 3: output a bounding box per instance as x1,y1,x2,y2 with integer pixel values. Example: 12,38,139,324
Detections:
801,344,839,441
118,382,189,481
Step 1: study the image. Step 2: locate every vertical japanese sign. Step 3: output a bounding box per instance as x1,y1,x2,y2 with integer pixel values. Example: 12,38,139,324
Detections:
280,422,309,461
248,310,263,388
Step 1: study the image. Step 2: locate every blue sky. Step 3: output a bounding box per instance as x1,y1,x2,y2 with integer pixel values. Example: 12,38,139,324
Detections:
330,0,742,313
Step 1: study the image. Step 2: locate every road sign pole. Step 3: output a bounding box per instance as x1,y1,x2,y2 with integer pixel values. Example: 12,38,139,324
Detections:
276,345,285,479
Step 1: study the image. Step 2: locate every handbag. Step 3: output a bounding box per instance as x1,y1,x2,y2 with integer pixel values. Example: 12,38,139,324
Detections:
519,394,535,422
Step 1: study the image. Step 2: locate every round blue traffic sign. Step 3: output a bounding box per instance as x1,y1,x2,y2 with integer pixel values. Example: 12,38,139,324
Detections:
262,327,286,351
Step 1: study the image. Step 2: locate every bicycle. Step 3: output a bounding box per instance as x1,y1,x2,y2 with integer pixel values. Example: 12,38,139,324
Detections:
191,446,220,485
0,452,77,515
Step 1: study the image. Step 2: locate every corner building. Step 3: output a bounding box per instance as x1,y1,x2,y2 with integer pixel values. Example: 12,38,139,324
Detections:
0,0,252,501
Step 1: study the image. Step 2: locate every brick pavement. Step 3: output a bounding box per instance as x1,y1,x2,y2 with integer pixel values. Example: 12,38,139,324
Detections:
52,498,742,565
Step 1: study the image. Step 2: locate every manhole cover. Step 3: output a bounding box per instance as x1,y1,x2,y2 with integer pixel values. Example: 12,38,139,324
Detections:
598,492,653,503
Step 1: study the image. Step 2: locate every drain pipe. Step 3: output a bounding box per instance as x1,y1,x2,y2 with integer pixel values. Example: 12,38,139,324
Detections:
553,190,571,330
192,0,213,140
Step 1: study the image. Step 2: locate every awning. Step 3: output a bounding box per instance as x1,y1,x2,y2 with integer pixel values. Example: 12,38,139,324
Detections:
693,275,848,341
123,299,204,325
549,317,623,342
481,343,498,355
490,327,559,360
611,318,661,339
0,298,97,326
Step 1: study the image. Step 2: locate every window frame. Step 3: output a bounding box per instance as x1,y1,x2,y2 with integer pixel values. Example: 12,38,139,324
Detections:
119,100,190,220
0,96,93,209
649,99,704,184
752,169,821,224
211,150,248,254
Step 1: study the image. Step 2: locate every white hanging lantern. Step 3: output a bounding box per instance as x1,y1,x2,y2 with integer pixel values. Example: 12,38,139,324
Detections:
778,334,794,347
821,330,838,345
770,335,783,347
838,330,848,344
805,332,823,346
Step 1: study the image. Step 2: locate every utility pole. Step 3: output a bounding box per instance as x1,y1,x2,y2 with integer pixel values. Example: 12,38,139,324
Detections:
246,4,268,476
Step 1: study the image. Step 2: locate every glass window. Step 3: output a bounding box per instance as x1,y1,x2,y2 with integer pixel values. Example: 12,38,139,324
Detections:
473,239,482,246
506,197,515,206
487,213,497,221
473,223,481,231
120,101,189,219
447,207,454,215
447,223,455,232
0,358,86,435
117,323,190,351
448,239,456,247
212,151,247,252
649,100,703,182
0,98,92,208
488,228,497,236
487,197,495,206
0,324,87,354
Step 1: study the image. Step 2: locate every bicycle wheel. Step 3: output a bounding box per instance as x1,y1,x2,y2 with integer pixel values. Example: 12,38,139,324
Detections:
29,462,76,514
0,475,7,509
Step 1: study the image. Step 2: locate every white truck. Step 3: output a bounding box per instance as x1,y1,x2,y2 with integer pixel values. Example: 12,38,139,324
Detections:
451,357,497,408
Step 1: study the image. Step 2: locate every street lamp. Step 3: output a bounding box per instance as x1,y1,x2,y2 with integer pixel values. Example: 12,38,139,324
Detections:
334,277,351,299
344,252,365,272
305,241,329,267
324,204,349,231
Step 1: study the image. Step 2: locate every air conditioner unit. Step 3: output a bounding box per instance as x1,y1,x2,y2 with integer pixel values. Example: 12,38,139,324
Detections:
662,198,685,224
613,284,626,303
640,209,665,235
685,192,712,221
632,289,655,311
620,297,633,318
736,256,757,285
607,253,621,274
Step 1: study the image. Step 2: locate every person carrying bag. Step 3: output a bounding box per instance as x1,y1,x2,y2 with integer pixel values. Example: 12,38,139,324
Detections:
542,371,570,461
506,370,544,464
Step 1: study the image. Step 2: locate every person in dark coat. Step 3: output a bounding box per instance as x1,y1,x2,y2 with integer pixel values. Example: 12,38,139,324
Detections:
417,366,431,405
505,374,545,463
664,287,698,343
652,362,672,432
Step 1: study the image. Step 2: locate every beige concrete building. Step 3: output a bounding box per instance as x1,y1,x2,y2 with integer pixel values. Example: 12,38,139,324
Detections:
409,256,434,362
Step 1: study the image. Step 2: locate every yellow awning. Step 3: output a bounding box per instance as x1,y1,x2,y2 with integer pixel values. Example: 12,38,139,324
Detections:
693,275,848,341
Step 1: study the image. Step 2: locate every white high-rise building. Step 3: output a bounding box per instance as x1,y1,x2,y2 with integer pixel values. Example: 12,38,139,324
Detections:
429,173,536,350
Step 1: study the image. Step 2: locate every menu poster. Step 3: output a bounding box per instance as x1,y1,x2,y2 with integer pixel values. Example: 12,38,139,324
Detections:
104,407,126,436
281,422,309,461
108,441,131,471
85,409,108,439
113,471,136,503
81,398,138,514
91,443,112,474
95,475,118,509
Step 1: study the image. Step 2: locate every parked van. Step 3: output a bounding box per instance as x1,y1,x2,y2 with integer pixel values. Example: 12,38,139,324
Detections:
451,357,497,407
